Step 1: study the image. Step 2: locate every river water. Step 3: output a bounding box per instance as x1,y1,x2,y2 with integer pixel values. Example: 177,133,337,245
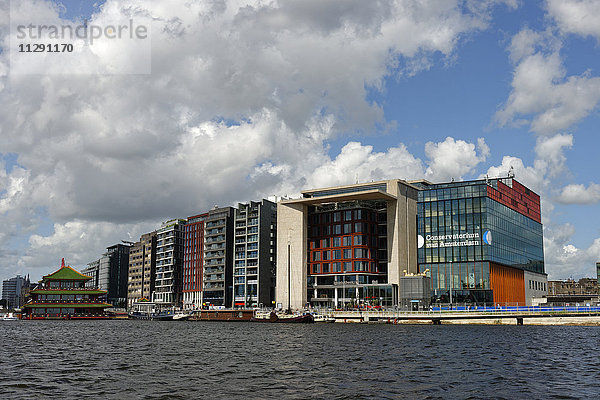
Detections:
0,320,598,399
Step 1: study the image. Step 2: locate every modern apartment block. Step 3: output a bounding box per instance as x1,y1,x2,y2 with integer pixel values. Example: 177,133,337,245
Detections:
127,232,157,307
82,260,99,288
183,213,208,308
202,207,235,307
233,199,277,308
181,200,278,309
103,244,131,306
84,244,131,306
2,274,30,310
153,219,186,304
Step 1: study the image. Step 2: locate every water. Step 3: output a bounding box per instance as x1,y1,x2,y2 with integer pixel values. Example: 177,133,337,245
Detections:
1,321,598,399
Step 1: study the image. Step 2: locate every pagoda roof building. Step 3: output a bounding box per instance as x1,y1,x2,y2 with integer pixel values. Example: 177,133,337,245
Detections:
22,259,112,320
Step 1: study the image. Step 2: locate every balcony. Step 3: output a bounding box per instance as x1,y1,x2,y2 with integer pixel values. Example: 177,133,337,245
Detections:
205,236,225,243
203,283,225,290
205,251,225,259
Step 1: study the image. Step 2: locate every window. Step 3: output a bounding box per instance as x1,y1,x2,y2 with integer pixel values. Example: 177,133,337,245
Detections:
334,225,341,234
332,237,341,247
344,211,352,221
354,261,368,271
323,251,331,260
322,263,330,273
354,248,367,258
313,252,321,261
333,249,342,259
332,262,341,272
333,212,341,222
343,249,352,259
344,224,352,234
354,235,364,245
312,264,320,274
343,236,351,246
343,262,352,272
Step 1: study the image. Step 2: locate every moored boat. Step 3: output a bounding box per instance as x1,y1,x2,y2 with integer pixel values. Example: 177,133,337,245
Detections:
173,311,191,321
1,313,19,321
312,313,335,323
189,309,254,322
250,310,314,323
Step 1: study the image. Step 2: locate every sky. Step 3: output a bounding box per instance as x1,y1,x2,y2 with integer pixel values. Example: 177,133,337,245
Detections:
1,0,600,286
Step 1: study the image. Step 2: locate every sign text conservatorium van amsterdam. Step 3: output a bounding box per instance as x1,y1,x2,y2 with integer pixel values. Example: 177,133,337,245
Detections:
425,232,479,248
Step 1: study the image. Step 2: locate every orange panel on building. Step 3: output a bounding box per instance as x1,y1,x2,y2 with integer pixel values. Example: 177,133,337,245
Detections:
489,262,525,306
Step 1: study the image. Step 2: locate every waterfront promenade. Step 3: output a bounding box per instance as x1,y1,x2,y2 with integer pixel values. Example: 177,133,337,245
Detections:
317,305,600,325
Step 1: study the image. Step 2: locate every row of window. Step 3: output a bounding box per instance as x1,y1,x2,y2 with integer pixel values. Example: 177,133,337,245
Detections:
310,261,377,274
419,262,491,291
529,280,546,292
311,248,371,261
46,281,86,288
309,222,377,237
32,308,83,314
418,182,489,202
309,209,377,225
310,234,375,249
36,294,92,300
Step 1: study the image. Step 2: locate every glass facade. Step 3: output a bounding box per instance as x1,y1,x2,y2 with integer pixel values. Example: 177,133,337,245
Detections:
417,178,544,303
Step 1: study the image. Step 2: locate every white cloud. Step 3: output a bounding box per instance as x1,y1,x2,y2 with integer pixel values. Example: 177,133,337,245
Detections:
556,183,600,204
306,141,424,189
543,223,600,279
533,133,573,177
15,220,159,281
547,0,600,40
424,137,489,182
495,28,600,135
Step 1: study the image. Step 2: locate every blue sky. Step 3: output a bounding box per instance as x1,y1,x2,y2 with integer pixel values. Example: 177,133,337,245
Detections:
1,0,600,286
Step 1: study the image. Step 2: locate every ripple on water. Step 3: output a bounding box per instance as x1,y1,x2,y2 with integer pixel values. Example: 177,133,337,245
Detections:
1,321,599,399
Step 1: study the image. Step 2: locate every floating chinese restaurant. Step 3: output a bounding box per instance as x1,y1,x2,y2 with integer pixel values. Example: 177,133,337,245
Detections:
22,259,112,320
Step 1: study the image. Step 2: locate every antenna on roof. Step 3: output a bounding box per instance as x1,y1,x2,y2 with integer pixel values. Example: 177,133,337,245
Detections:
355,173,359,184
508,166,515,178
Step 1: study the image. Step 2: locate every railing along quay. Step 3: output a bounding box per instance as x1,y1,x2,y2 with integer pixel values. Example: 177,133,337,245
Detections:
316,306,600,325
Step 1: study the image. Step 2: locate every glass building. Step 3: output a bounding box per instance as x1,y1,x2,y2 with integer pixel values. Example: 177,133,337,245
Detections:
414,177,545,306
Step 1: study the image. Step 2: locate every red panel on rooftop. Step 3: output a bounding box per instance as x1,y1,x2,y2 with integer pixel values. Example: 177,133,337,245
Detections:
487,180,541,223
